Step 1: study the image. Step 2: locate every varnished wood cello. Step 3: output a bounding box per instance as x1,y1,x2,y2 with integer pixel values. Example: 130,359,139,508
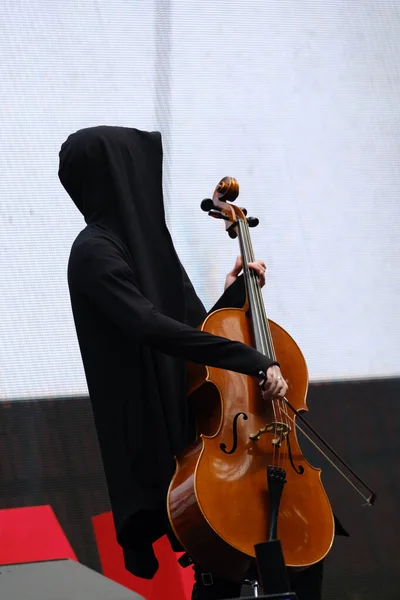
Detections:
167,177,375,583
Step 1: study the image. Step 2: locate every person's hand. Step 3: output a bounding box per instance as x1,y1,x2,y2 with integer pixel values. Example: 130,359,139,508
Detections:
224,256,266,290
260,365,288,400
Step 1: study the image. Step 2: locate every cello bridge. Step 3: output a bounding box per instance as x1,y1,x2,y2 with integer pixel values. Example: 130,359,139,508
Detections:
249,421,291,446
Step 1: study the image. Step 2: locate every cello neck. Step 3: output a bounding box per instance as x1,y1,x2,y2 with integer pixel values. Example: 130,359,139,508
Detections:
237,218,276,361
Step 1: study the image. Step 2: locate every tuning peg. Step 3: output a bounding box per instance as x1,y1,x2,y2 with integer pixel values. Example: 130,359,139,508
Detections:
240,208,248,216
247,217,259,227
201,198,215,212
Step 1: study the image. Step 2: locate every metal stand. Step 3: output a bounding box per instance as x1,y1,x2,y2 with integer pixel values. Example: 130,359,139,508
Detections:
253,539,298,599
225,539,298,599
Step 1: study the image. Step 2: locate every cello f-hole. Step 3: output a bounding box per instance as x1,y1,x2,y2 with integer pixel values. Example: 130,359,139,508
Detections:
220,412,248,455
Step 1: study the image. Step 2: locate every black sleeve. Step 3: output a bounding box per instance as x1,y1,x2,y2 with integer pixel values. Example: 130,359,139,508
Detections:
72,238,277,377
207,276,246,314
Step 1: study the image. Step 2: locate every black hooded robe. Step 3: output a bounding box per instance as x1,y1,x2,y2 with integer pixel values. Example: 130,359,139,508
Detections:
60,126,279,579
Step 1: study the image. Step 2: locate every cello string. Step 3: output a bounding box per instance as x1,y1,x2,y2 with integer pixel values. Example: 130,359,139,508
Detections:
250,225,289,469
242,218,290,468
237,216,277,466
238,218,278,466
240,219,280,466
278,405,372,504
270,393,278,466
241,217,288,468
241,217,287,468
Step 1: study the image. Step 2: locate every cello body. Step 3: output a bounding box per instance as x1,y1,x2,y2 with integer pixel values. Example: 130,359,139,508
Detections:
167,308,335,582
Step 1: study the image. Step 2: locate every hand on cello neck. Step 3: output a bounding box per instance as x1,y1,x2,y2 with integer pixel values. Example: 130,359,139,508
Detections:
225,255,266,290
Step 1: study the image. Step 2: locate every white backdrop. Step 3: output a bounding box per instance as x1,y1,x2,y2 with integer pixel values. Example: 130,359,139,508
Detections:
1,0,399,399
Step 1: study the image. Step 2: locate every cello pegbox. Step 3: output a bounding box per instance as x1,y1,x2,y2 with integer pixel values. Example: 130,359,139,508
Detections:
208,177,248,239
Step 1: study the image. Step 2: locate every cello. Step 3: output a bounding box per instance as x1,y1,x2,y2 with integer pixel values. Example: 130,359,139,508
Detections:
167,177,375,584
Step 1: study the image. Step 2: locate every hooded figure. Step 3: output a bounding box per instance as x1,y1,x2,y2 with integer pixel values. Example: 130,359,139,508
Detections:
59,126,279,582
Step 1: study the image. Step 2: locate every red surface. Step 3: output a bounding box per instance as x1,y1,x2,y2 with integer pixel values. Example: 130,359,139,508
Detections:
92,511,194,600
0,505,77,565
